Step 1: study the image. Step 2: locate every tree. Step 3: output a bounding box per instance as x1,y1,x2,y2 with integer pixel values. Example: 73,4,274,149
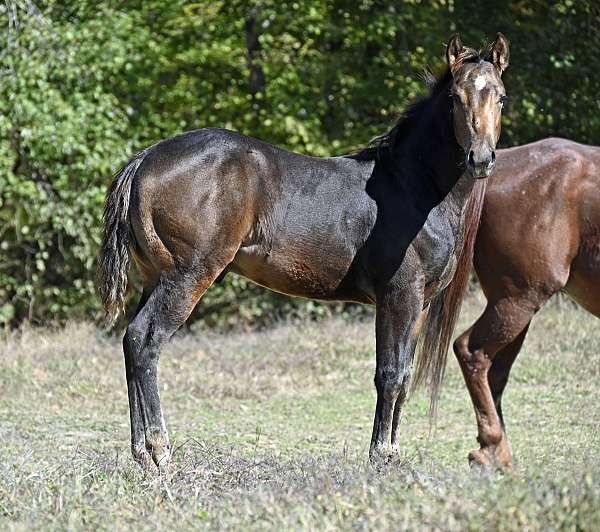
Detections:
1,0,598,327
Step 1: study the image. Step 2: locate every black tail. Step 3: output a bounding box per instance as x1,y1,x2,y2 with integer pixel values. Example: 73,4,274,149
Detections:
96,152,146,326
412,178,487,418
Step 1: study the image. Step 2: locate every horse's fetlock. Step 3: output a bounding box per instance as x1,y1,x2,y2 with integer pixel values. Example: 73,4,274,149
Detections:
477,426,503,447
145,427,168,448
132,441,147,459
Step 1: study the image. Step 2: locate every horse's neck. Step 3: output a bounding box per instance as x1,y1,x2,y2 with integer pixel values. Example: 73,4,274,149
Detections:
393,87,464,201
393,86,479,246
446,172,478,215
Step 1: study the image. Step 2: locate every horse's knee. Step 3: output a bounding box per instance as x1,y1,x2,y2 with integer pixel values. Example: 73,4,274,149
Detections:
375,365,410,401
453,333,492,375
123,319,144,355
453,332,472,364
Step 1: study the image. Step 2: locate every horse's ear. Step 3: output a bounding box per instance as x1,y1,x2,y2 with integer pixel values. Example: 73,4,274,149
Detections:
446,34,463,71
490,32,509,75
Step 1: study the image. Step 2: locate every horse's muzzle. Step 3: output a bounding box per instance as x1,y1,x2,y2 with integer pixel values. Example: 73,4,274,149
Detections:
467,149,496,178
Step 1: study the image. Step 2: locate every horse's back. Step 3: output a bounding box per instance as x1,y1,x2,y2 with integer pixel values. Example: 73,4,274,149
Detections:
127,127,377,300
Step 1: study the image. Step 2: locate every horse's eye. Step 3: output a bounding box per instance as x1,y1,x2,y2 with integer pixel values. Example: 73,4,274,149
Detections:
499,95,508,108
452,93,461,105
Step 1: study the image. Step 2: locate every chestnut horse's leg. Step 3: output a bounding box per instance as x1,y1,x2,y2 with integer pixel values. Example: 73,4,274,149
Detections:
370,287,423,461
453,298,537,468
123,267,220,470
488,323,530,428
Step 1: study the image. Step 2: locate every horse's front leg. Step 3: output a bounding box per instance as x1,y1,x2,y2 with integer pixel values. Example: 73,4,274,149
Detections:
370,286,424,462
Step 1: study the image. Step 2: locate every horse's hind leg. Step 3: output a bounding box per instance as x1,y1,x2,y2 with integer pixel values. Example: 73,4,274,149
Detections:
453,298,535,468
124,288,153,469
123,266,222,470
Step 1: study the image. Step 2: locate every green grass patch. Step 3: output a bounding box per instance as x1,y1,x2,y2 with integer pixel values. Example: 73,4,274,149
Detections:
0,294,598,529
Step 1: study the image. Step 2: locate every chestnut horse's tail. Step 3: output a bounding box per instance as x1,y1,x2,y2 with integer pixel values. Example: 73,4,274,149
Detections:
412,178,487,418
96,151,147,326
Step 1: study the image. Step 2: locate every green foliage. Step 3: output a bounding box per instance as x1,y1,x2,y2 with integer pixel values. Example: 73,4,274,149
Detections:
1,0,599,326
0,1,147,323
452,0,600,146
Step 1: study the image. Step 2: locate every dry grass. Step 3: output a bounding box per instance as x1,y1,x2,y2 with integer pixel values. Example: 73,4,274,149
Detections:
1,293,599,530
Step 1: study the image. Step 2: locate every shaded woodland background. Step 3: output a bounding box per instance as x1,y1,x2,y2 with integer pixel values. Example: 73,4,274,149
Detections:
1,0,599,327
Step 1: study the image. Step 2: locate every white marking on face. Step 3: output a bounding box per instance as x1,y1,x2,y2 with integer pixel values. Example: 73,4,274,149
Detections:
474,75,486,91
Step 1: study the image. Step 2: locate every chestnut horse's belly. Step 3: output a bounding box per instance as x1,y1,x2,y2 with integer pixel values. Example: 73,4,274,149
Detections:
565,246,600,316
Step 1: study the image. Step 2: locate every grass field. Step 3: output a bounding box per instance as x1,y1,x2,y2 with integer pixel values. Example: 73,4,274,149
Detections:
1,293,599,530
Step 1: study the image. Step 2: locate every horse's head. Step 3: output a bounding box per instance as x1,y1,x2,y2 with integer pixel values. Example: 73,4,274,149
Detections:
447,33,509,178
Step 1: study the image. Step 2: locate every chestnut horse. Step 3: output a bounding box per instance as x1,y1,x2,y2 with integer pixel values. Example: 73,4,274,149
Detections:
454,137,600,468
97,34,509,470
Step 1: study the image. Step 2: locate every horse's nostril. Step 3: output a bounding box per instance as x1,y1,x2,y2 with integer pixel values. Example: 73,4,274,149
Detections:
491,151,496,163
468,151,475,166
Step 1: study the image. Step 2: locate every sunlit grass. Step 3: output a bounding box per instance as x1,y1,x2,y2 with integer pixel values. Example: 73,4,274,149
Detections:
1,293,598,529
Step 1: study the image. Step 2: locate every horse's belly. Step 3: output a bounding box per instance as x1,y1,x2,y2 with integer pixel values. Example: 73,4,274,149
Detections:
231,241,363,301
565,251,600,316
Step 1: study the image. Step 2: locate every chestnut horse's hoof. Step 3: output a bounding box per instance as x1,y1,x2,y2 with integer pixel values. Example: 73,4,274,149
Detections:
467,440,513,470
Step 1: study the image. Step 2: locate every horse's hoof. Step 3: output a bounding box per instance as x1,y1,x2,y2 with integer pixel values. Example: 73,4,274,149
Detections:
133,448,156,472
468,445,513,471
152,445,172,473
145,429,171,472
369,443,401,468
468,449,493,469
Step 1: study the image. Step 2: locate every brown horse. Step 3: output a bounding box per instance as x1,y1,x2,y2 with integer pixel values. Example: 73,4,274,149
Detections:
97,34,510,470
454,137,600,468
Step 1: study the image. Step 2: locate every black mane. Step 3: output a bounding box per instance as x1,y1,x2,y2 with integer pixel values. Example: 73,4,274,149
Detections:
346,69,453,162
348,46,490,163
